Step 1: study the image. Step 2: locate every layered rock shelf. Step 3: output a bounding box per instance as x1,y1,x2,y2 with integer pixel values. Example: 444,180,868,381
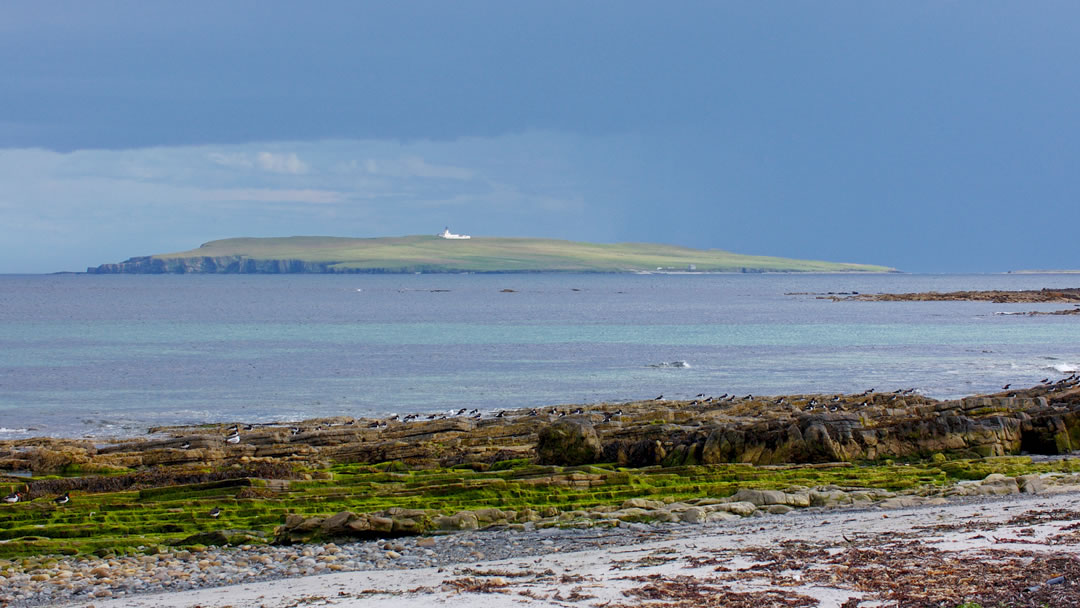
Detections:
4,382,1078,478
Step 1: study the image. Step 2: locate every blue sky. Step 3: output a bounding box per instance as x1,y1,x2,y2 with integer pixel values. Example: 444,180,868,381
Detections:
2,2,1078,273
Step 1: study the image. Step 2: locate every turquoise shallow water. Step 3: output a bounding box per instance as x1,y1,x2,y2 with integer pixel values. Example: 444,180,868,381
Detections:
1,272,1078,437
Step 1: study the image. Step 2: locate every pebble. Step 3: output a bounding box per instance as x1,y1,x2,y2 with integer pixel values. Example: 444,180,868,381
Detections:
0,520,682,608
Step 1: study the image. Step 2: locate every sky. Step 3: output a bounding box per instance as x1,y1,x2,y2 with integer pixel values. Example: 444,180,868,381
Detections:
2,2,1078,273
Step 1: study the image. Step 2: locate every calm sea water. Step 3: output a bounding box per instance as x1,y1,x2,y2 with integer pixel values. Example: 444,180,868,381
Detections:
1,273,1079,438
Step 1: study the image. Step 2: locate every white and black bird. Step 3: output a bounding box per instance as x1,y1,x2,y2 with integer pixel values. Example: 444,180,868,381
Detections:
225,432,240,444
208,506,221,518
4,491,22,504
54,493,70,505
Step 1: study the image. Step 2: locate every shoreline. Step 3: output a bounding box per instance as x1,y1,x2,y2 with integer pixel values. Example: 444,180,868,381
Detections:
39,486,1080,608
2,383,1079,606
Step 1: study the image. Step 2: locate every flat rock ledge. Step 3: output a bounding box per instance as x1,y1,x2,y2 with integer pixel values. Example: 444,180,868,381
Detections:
274,471,1076,544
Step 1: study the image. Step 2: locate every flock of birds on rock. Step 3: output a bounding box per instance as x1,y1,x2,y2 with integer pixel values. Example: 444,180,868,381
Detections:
127,375,1080,453
3,490,69,506
4,488,223,519
5,376,1077,518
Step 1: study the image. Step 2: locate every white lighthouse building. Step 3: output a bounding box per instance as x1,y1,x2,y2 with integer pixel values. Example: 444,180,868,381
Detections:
438,227,471,239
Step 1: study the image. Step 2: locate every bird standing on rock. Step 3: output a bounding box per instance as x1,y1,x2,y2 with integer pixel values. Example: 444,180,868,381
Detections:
4,491,22,504
209,507,221,518
54,493,70,505
226,432,240,444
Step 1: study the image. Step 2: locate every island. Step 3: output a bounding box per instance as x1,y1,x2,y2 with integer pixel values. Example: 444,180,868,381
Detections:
85,234,895,274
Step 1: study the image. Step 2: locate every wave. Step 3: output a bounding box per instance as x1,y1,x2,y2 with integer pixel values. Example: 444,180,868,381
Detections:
648,361,691,369
1048,363,1078,374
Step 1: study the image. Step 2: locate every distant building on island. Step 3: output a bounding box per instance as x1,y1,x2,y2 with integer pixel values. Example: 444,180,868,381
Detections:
438,227,471,240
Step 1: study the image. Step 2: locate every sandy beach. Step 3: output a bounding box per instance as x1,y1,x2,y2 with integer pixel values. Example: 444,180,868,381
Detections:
61,486,1080,608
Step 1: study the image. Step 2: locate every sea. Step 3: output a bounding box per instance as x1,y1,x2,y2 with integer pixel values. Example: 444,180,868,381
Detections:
1,272,1079,439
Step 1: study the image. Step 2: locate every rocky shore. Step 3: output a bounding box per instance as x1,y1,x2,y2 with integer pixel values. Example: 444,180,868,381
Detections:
24,484,1080,608
817,287,1080,303
6,377,1079,477
3,381,1080,606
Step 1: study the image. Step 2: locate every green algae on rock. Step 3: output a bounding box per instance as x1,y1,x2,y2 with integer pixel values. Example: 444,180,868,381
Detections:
1,382,1079,559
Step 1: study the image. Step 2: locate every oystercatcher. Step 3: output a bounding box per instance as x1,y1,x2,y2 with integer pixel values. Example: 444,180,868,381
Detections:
54,493,70,505
209,506,221,518
226,432,240,444
3,491,22,504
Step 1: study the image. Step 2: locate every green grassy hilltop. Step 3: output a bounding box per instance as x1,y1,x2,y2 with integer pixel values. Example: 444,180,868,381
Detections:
92,235,895,274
